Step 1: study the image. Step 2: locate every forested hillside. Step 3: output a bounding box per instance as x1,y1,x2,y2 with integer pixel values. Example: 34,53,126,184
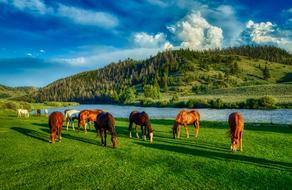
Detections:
32,45,292,107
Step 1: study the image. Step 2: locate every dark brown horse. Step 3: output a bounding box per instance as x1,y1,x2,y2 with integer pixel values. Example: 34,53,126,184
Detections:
49,112,63,143
78,109,103,132
229,112,244,152
94,112,118,148
129,111,153,143
173,110,200,139
36,109,41,116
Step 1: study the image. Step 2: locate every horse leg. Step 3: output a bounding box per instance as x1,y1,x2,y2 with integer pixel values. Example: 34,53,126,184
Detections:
104,129,107,147
240,131,243,151
129,121,133,138
136,125,140,139
50,128,56,143
58,126,62,142
184,124,189,138
84,122,88,133
72,121,75,131
142,126,146,141
177,125,181,138
99,128,104,146
194,120,200,138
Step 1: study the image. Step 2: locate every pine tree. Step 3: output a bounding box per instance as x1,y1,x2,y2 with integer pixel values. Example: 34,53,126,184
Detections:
263,64,271,80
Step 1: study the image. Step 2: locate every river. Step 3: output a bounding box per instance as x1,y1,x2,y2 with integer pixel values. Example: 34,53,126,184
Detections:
46,104,292,124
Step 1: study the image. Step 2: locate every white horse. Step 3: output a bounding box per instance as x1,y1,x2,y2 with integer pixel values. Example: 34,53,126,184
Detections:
65,110,80,131
44,109,48,117
17,109,29,118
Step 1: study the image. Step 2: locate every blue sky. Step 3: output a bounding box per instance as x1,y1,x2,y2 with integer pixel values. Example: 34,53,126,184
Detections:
0,0,291,87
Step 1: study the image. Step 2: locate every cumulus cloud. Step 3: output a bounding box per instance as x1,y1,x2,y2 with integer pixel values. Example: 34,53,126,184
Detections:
167,11,223,50
240,20,292,51
133,32,173,49
57,4,118,28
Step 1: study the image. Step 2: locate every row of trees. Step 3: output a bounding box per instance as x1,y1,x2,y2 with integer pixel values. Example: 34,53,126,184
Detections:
33,46,290,103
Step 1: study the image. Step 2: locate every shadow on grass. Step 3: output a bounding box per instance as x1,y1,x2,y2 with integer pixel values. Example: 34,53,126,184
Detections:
11,127,98,145
12,127,48,143
135,142,292,172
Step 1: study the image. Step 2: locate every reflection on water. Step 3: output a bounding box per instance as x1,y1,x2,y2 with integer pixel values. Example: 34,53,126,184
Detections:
47,104,292,124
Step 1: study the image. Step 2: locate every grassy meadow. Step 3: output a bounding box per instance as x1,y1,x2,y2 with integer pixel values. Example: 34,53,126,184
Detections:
0,110,291,189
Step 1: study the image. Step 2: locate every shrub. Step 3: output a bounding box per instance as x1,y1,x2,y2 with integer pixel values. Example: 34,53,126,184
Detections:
258,96,276,109
1,101,18,110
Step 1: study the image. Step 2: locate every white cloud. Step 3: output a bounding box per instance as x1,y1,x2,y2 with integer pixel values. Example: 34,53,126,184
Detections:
26,53,33,57
55,57,86,66
39,49,45,53
133,32,173,49
11,0,52,14
53,48,163,68
147,0,169,8
1,1,118,28
216,5,234,16
241,20,292,52
167,11,223,50
57,4,118,28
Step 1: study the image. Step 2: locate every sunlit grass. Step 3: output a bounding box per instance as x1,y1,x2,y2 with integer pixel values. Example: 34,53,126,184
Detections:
0,110,291,189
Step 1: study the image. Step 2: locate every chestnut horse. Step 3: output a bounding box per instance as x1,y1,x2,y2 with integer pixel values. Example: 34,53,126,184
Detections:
129,111,153,143
229,112,244,152
49,112,63,143
173,110,200,139
78,109,103,132
94,112,118,148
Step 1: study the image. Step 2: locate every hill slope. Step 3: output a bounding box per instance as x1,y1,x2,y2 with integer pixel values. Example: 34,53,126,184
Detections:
33,45,292,106
0,84,37,99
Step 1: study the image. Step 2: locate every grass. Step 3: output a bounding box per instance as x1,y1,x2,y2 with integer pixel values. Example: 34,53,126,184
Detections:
0,109,291,189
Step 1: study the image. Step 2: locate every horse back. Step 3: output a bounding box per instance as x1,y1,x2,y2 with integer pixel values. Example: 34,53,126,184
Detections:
49,112,63,129
229,112,244,137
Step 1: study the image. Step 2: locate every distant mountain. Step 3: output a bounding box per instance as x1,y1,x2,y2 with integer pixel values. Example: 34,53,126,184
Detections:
32,45,292,104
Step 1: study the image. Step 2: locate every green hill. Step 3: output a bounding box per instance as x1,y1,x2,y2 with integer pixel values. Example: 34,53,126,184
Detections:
0,84,37,100
31,45,292,108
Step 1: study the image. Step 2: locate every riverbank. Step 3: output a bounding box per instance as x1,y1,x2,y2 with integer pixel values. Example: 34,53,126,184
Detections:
0,110,291,189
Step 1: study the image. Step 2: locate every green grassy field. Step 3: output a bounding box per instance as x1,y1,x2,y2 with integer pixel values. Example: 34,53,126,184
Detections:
0,110,291,189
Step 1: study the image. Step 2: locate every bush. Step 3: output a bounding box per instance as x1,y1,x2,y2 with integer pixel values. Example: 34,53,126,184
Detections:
143,85,160,99
245,96,276,109
186,99,209,108
209,98,224,108
258,96,276,109
1,101,18,110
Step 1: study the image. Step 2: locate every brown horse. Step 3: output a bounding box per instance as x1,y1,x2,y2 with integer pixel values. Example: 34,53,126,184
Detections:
94,112,118,148
229,112,244,152
129,111,153,143
78,109,103,132
173,110,200,139
49,112,63,143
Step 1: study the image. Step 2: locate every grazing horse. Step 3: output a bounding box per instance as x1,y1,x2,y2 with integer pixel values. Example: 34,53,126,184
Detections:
44,109,48,117
173,110,200,139
64,109,80,131
36,109,41,116
49,112,63,143
17,109,29,118
94,112,118,148
128,111,153,143
229,112,244,152
78,109,103,132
